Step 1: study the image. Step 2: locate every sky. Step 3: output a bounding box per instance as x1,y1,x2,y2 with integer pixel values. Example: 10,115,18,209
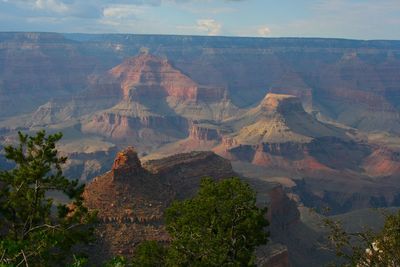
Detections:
0,0,400,40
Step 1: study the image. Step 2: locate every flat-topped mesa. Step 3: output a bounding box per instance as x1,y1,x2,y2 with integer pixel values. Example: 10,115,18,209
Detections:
260,93,305,114
111,146,144,179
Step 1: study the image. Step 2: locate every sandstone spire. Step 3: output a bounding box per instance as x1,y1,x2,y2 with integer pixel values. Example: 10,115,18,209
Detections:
111,146,143,180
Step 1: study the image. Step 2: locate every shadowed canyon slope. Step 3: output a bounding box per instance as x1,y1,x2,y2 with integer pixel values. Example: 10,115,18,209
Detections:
1,32,400,266
83,147,337,266
83,148,235,262
1,33,400,213
83,147,294,266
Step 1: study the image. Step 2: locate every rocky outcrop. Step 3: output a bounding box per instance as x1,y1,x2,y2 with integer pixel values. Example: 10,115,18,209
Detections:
83,148,237,263
143,151,236,199
112,147,144,178
362,147,400,177
212,93,354,173
217,136,378,174
196,86,228,102
221,93,347,146
82,112,188,142
241,176,299,267
259,93,304,113
108,54,229,105
307,137,371,170
188,123,223,142
83,147,296,266
109,54,198,102
81,54,236,145
267,185,300,232
269,87,313,111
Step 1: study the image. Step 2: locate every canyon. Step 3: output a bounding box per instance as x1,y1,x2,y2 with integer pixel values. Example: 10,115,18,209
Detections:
1,32,400,266
83,147,295,266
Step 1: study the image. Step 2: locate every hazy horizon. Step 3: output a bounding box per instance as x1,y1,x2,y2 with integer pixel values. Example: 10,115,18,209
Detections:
3,31,400,42
1,0,400,40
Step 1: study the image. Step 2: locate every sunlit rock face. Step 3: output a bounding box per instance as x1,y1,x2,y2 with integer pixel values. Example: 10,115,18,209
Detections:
109,54,199,102
111,146,144,179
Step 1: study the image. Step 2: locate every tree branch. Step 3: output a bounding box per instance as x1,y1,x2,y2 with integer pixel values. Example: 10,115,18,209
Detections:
16,250,29,267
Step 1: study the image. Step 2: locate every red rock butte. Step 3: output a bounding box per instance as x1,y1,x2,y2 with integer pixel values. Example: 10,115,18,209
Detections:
107,53,228,104
83,148,237,262
260,93,304,113
112,146,143,178
109,54,199,102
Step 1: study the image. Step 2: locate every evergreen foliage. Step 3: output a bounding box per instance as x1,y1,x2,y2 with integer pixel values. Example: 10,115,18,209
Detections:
130,177,269,267
0,131,96,266
131,241,166,267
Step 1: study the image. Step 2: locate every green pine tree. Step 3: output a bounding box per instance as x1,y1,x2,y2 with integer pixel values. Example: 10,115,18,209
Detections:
0,131,96,267
130,177,269,267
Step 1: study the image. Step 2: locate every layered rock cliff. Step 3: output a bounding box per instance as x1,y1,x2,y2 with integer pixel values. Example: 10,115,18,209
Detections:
2,33,400,133
188,122,223,142
83,147,237,262
58,138,118,182
109,54,198,102
212,93,351,172
2,33,400,266
80,54,239,147
83,147,297,266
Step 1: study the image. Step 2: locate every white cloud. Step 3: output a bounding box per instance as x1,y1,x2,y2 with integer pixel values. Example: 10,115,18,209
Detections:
103,4,145,19
197,19,221,36
99,4,152,33
257,26,271,37
5,0,70,13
